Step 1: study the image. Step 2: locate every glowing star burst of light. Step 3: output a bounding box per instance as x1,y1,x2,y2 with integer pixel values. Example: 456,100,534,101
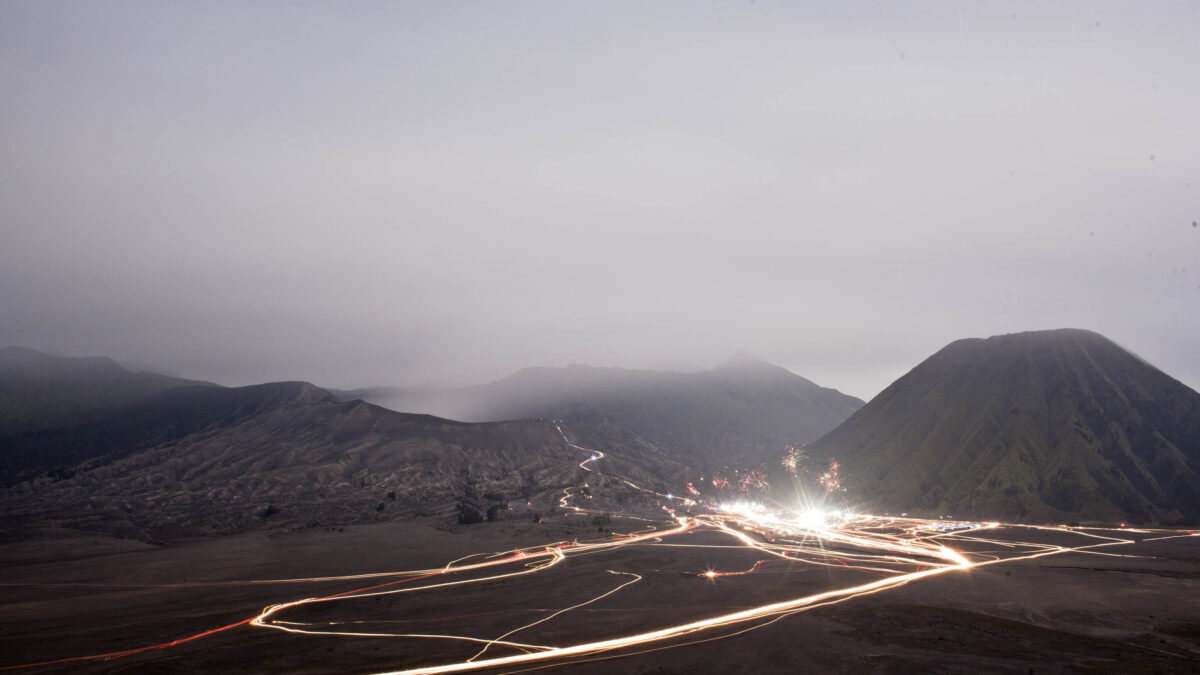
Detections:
796,509,828,531
817,459,844,493
17,420,1200,675
780,446,807,475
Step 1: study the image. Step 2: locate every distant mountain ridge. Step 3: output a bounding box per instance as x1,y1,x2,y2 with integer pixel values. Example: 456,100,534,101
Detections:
340,357,865,469
0,346,211,437
1,389,597,540
811,329,1200,524
12,332,1195,538
0,349,679,540
0,380,333,484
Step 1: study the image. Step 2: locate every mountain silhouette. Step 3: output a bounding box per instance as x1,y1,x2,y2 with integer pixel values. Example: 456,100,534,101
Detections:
340,358,863,469
810,329,1200,524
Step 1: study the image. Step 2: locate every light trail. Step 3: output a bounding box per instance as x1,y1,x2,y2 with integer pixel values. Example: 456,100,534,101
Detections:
0,616,257,671
5,421,1197,672
7,509,1194,672
250,519,695,639
466,570,642,661
242,509,1194,675
371,528,976,675
553,423,691,508
365,519,1197,675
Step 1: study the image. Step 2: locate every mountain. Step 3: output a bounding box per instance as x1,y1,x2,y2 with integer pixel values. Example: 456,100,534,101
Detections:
339,358,864,469
0,383,600,540
0,356,679,541
810,329,1200,525
0,380,334,484
0,346,210,437
2,379,676,540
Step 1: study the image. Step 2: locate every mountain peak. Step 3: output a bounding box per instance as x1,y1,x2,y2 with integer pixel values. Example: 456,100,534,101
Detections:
240,381,337,406
713,352,807,383
0,347,213,437
812,328,1200,524
0,345,49,358
716,350,768,370
940,328,1112,354
986,327,1108,346
0,345,127,378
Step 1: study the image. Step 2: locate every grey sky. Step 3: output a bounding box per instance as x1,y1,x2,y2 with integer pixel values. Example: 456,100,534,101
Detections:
2,1,1198,400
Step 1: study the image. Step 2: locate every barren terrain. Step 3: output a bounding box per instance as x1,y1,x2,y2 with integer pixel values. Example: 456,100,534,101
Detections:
2,509,1197,674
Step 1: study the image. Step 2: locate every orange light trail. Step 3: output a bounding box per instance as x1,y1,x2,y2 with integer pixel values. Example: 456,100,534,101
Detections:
4,424,1197,673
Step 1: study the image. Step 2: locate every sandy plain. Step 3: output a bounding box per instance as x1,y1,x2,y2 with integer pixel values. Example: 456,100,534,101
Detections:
1,509,1198,674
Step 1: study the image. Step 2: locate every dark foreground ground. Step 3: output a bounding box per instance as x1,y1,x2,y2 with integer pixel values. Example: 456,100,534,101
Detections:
1,514,1198,674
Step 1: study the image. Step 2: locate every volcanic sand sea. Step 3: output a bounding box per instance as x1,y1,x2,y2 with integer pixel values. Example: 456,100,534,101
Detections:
1,515,1198,673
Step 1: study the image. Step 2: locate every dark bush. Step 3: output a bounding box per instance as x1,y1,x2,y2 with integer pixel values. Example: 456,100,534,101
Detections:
457,503,482,525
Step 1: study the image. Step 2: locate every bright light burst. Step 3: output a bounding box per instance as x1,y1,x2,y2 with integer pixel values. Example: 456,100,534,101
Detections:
10,424,1198,674
780,446,807,474
817,459,844,493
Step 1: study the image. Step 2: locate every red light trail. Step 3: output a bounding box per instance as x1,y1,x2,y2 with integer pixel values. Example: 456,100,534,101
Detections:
3,425,1196,673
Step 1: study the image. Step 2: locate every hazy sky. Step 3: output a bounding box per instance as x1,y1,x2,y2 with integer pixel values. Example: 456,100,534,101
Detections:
2,1,1198,400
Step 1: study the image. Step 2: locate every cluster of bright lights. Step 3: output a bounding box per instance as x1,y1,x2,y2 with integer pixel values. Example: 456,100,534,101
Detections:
920,521,980,533
13,422,1200,675
717,500,771,519
740,470,769,491
780,446,807,474
794,509,831,530
817,459,844,493
717,502,859,533
710,468,770,493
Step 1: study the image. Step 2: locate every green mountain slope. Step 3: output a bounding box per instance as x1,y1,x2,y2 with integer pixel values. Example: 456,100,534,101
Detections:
810,329,1200,524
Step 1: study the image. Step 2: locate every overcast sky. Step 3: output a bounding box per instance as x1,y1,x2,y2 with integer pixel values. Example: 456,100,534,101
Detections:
2,1,1198,400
